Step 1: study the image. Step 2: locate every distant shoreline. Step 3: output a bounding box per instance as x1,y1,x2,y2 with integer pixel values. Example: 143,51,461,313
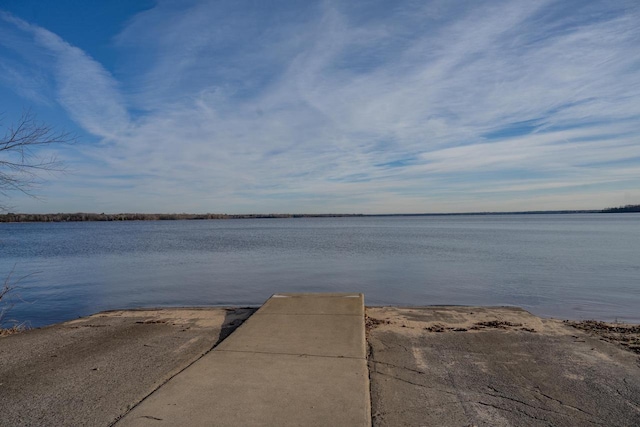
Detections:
1,205,638,223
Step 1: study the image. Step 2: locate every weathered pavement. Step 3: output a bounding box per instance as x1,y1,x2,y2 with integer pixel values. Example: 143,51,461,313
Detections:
367,306,640,427
2,302,640,426
0,308,254,427
116,293,371,426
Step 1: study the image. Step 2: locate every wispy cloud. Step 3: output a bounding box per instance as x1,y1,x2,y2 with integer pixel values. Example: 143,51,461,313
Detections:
2,0,639,213
1,12,129,139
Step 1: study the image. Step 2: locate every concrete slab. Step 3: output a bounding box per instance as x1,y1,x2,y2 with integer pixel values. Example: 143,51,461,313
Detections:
117,293,370,427
367,306,640,427
216,313,365,358
4,303,639,426
260,293,365,315
0,308,255,427
116,351,369,427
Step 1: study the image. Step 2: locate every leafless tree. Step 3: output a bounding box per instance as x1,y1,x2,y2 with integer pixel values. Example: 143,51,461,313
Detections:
0,266,35,334
1,111,71,332
0,268,17,327
1,110,73,211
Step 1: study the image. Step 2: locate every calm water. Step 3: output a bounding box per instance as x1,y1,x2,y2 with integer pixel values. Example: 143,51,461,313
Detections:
1,214,638,327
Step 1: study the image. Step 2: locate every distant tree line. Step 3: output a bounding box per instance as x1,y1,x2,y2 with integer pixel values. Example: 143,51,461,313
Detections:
0,212,364,223
601,204,640,213
1,205,638,223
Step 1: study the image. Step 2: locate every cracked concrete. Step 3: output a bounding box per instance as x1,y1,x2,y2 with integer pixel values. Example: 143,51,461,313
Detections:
367,306,640,427
116,293,371,427
0,308,255,427
2,304,639,426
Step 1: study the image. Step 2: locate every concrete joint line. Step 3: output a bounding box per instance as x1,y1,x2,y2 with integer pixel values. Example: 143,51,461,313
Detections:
215,348,366,360
253,313,363,317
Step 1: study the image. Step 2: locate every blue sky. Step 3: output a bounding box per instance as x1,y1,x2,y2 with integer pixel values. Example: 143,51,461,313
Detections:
1,0,639,214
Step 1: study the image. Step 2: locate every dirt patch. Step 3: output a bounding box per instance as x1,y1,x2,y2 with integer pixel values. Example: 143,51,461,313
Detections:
421,320,536,333
0,325,26,337
422,323,468,332
472,320,522,328
365,315,391,337
366,306,547,336
566,320,640,354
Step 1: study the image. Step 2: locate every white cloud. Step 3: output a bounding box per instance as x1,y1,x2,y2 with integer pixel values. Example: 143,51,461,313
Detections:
1,12,129,139
2,1,640,213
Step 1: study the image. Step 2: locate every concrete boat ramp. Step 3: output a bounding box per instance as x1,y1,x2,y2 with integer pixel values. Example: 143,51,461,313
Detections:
117,293,370,426
2,293,640,426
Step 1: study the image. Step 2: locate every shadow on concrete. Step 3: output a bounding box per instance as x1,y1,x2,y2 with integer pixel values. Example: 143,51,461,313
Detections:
213,307,257,348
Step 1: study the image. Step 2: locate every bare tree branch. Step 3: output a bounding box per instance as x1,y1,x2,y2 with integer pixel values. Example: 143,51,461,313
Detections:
0,109,75,210
0,266,35,334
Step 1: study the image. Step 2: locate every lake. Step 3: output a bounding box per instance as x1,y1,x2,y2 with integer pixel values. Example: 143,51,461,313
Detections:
1,214,638,328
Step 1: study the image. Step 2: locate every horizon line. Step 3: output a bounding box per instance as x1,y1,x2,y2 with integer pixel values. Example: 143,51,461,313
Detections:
2,206,639,222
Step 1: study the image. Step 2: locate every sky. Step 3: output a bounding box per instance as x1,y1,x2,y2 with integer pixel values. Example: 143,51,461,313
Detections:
0,0,639,214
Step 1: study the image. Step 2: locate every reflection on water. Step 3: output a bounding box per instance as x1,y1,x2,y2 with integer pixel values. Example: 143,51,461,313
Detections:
1,214,639,327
